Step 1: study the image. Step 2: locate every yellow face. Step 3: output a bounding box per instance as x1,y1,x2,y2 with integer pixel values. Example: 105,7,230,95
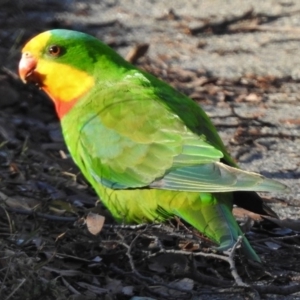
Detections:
20,31,95,105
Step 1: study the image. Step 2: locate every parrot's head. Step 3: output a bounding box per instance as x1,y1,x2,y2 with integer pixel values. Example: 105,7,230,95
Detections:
19,29,127,118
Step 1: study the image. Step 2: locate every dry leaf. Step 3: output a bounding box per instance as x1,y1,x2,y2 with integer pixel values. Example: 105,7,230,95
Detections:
122,286,134,296
170,278,194,291
105,277,123,294
86,212,105,235
244,93,261,102
153,278,194,296
233,207,263,222
178,241,200,251
126,43,149,63
280,118,300,125
264,241,281,250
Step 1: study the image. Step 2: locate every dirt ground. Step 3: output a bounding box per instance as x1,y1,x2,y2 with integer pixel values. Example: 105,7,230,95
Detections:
2,1,300,299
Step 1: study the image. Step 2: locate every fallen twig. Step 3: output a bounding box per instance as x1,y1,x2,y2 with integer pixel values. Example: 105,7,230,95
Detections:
1,206,77,222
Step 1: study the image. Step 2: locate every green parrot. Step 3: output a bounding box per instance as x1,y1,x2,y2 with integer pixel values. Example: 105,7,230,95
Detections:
19,29,288,262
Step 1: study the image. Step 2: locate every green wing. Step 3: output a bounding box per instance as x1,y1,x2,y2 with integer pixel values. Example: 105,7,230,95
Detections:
66,72,286,194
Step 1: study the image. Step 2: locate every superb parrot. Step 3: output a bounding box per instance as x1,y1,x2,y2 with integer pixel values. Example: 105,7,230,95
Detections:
19,29,288,262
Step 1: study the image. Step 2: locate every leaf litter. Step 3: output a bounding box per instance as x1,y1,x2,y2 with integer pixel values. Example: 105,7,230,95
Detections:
1,1,300,299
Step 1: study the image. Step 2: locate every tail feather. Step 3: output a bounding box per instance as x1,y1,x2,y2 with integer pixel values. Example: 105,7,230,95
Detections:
173,193,260,262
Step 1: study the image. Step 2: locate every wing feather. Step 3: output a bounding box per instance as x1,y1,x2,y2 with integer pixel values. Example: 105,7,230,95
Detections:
62,75,287,193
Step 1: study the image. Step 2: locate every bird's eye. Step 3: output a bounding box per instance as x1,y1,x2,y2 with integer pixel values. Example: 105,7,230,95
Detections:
48,45,61,56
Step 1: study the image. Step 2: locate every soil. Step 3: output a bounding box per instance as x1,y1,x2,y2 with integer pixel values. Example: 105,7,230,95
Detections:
1,1,300,299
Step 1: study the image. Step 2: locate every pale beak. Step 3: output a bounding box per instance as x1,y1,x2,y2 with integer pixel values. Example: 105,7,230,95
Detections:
19,52,37,83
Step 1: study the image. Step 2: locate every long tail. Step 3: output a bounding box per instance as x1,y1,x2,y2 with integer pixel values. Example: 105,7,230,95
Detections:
173,192,260,262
